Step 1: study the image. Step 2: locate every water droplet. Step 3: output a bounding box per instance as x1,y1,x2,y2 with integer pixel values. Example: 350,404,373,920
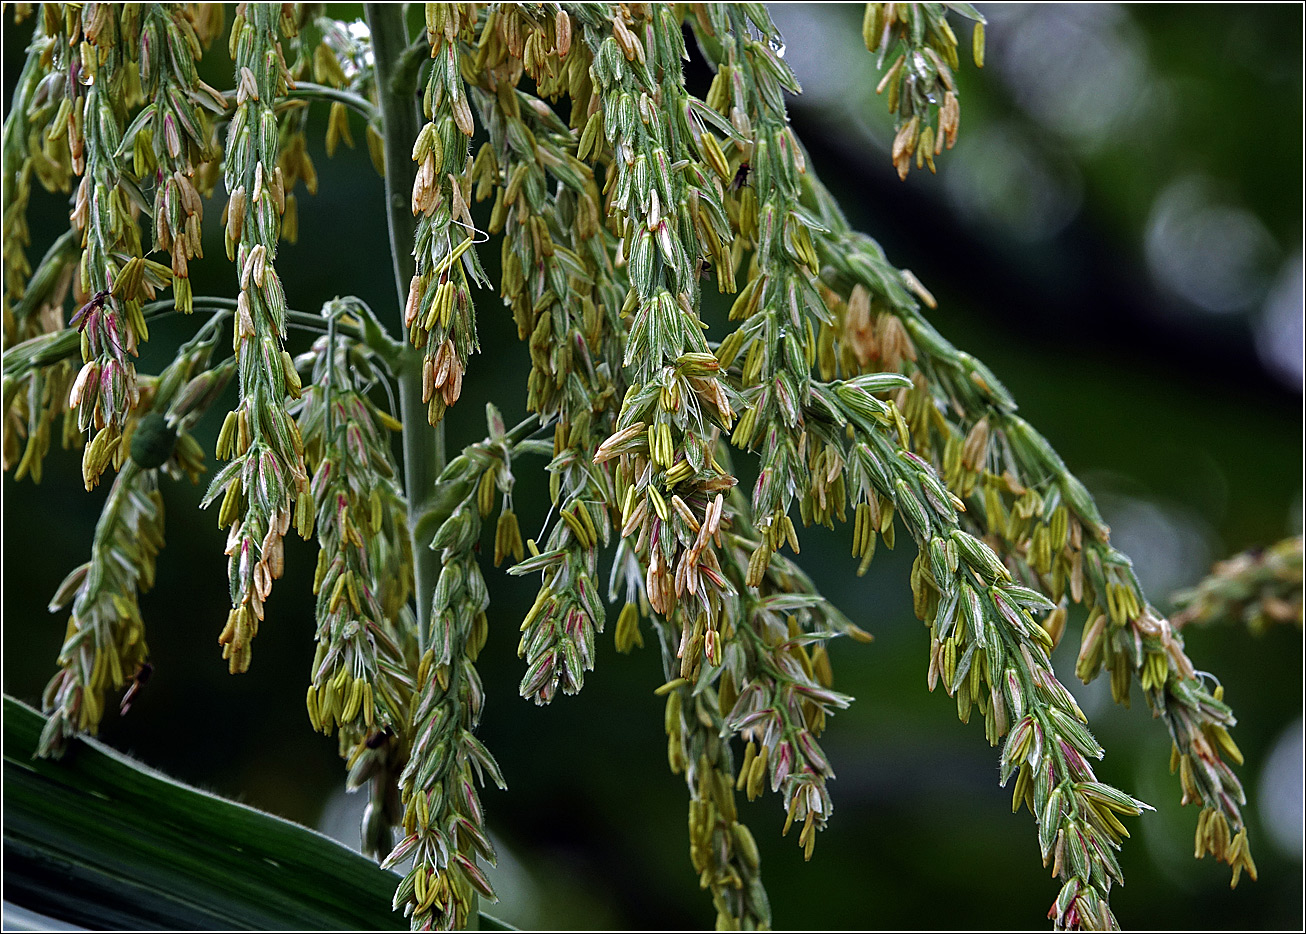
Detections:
79,70,94,87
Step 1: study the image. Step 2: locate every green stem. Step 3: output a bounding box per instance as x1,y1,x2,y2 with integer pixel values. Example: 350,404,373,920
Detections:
366,3,442,640
396,33,433,93
220,82,379,121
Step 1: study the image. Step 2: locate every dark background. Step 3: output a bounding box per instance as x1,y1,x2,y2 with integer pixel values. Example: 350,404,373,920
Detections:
4,4,1302,929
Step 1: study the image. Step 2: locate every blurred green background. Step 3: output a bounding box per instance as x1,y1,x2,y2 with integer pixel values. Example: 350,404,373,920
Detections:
4,4,1301,929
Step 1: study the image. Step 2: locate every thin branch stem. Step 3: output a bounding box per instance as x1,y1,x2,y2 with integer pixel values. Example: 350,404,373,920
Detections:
1,301,355,377
366,3,442,640
220,82,379,122
285,82,378,122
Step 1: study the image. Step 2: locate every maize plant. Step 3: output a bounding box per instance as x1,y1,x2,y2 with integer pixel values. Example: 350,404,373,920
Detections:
3,3,1276,930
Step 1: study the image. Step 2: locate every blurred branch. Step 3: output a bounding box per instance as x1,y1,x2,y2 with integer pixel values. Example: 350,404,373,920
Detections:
1173,536,1303,634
